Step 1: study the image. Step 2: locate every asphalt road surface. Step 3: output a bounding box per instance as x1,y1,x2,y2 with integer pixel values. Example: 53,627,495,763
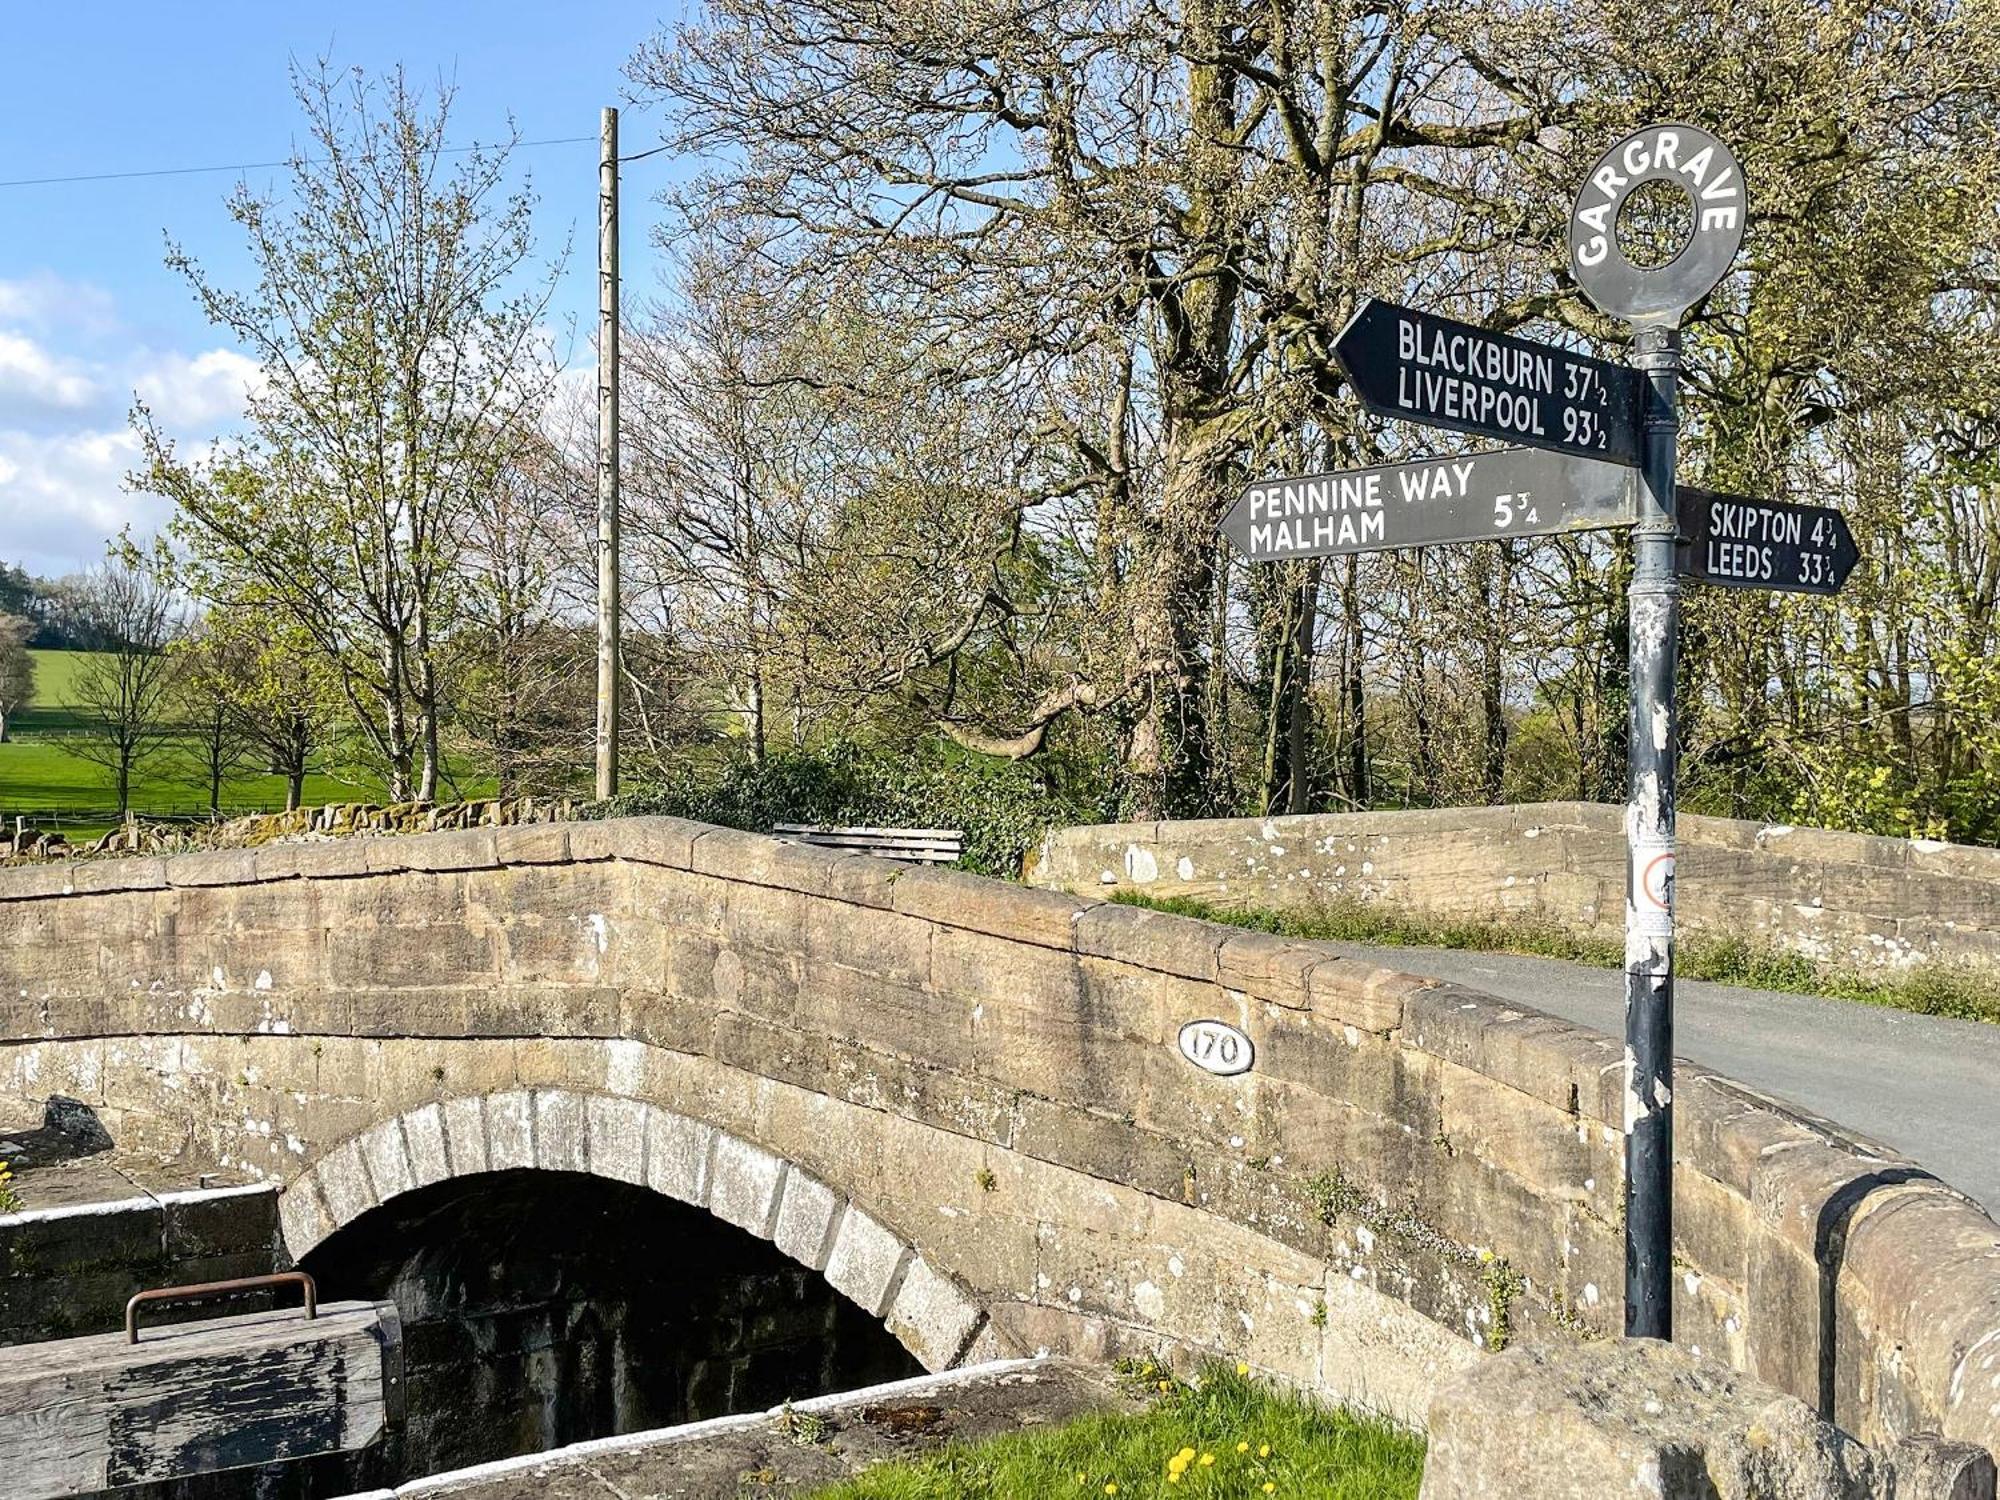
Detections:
1324,941,2000,1216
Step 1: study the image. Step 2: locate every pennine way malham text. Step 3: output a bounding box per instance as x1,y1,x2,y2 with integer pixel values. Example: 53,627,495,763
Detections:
1241,468,1387,554
1239,460,1493,554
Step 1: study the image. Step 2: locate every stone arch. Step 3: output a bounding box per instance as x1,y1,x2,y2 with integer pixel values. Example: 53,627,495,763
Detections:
277,1087,992,1373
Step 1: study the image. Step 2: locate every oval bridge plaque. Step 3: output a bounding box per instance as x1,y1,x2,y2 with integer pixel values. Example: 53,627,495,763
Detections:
1177,1019,1254,1077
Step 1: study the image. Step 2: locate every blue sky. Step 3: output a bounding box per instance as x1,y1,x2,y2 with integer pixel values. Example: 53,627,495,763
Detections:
0,2,686,577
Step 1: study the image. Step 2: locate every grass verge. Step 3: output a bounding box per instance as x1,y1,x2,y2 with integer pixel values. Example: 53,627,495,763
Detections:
1109,890,2000,1026
806,1364,1423,1500
0,740,374,814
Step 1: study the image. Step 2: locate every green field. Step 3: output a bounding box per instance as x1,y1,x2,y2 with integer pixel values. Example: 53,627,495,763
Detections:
0,648,472,837
7,648,93,734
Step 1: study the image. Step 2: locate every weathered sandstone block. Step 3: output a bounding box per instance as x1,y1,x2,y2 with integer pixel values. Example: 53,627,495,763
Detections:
1419,1339,1882,1500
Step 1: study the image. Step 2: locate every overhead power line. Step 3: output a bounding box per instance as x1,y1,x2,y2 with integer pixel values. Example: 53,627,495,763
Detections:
0,134,601,191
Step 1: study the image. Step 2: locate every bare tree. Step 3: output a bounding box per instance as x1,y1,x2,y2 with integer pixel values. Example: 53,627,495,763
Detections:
452,425,594,796
617,254,1067,769
65,554,183,817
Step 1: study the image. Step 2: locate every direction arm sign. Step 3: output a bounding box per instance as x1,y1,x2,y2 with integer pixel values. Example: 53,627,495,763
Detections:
1221,447,1634,561
1676,487,1857,595
1333,298,1644,467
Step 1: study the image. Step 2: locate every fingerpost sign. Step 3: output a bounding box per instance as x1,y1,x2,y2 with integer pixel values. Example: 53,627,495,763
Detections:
1676,488,1858,595
1227,123,1857,1343
1220,447,1634,562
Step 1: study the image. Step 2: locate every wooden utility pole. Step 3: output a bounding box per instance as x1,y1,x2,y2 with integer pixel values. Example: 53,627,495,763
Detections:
595,106,620,799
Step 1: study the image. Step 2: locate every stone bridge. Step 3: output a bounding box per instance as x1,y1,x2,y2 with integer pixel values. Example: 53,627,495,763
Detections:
3,817,1999,1476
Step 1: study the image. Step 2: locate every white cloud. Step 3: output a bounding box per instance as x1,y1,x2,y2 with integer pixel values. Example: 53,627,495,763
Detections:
133,347,264,427
0,274,122,339
0,277,256,574
0,426,160,577
0,330,100,410
0,288,576,576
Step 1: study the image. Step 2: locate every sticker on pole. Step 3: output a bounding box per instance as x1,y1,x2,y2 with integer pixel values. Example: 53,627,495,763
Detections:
1569,124,1746,323
1631,840,1676,936
1178,1020,1254,1077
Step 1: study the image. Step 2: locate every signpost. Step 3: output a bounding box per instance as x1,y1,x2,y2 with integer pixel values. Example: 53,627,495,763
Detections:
1334,299,1644,467
1220,448,1634,562
1225,119,1867,1343
1676,489,1858,595
1567,122,1749,1343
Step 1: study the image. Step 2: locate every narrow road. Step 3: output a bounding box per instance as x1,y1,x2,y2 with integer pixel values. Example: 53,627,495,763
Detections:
1323,941,2000,1217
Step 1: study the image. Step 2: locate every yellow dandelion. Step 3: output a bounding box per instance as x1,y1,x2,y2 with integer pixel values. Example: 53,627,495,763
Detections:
1199,1453,1216,1467
1158,1379,1171,1392
1236,1441,1250,1453
1236,1361,1250,1375
1178,1448,1197,1462
1263,1486,1277,1495
1259,1444,1271,1458
1105,1485,1118,1496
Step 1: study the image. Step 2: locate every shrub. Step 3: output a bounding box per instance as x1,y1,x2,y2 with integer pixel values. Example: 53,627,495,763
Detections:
586,741,1111,878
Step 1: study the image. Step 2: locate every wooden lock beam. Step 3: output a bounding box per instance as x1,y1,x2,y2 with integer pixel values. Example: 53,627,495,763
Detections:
0,1295,402,1498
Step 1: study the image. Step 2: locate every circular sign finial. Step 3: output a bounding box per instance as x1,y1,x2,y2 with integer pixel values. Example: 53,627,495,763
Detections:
1568,123,1746,324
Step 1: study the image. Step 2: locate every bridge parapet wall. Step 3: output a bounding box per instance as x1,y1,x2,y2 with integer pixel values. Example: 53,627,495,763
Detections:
1031,801,2000,975
1,818,1996,1455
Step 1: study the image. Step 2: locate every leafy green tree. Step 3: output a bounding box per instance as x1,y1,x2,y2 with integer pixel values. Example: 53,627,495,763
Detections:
171,621,258,815
64,548,183,817
224,609,328,814
136,62,560,803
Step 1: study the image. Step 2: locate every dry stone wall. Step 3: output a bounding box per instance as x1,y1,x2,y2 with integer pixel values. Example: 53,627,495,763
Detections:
0,818,1996,1462
1030,801,2000,975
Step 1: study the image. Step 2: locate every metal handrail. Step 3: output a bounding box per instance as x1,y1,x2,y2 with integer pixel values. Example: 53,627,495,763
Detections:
125,1270,318,1344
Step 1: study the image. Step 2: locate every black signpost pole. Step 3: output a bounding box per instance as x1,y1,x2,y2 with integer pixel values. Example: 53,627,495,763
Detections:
1623,324,1681,1341
1567,121,1747,1343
